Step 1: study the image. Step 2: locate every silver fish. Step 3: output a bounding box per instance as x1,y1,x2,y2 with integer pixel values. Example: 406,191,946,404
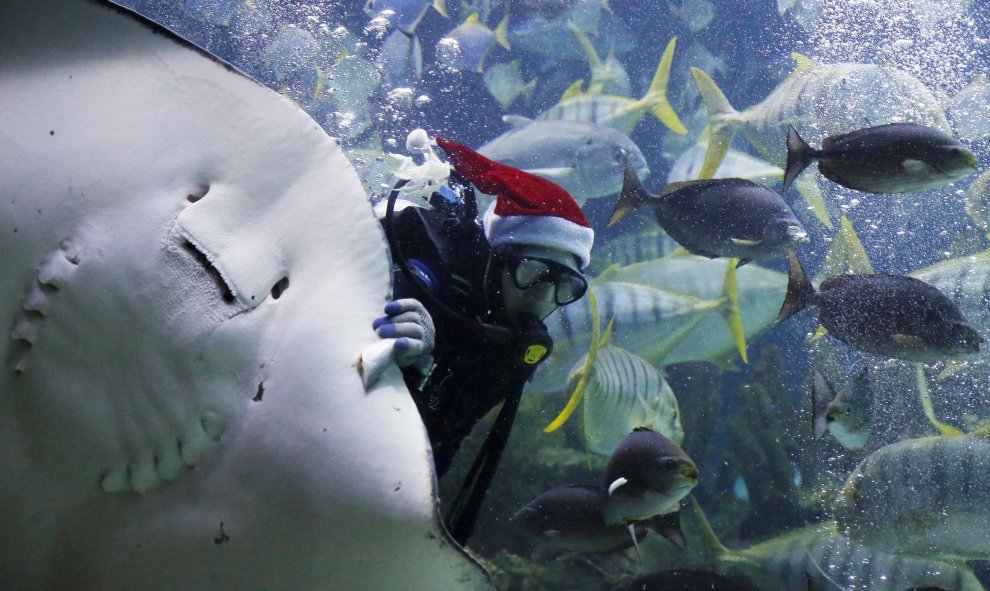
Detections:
377,28,422,89
835,433,990,560
482,60,536,111
365,0,447,34
812,368,873,451
435,12,509,74
477,117,649,204
964,168,990,230
691,54,951,180
948,77,990,142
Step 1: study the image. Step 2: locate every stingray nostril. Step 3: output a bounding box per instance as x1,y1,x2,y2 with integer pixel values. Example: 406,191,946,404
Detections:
271,277,289,299
186,184,210,203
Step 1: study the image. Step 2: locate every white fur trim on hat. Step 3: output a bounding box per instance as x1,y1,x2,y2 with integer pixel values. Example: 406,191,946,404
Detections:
483,203,595,269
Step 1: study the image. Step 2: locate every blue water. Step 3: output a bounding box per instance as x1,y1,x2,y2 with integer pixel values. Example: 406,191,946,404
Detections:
110,0,990,589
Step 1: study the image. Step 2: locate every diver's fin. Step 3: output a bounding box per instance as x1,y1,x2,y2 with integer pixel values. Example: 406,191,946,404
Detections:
607,162,655,227
916,364,965,436
690,67,737,179
811,370,835,439
719,259,748,363
784,125,814,189
791,172,833,229
560,79,586,101
432,0,448,18
776,249,816,323
545,289,601,432
639,37,687,135
494,13,511,50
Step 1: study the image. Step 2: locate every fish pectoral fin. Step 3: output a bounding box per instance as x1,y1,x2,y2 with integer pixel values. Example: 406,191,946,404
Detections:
902,158,932,175
501,114,533,128
627,523,642,563
607,476,629,495
729,237,762,246
524,166,575,178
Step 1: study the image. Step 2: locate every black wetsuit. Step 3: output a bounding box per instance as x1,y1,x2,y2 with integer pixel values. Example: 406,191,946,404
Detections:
385,202,547,542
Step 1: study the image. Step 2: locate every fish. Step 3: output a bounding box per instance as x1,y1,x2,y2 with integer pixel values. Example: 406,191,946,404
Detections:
657,499,986,590
586,225,679,275
572,28,632,98
512,484,647,554
811,368,873,451
0,0,493,588
556,300,684,455
435,12,510,74
377,28,423,89
834,433,990,560
534,37,687,136
610,570,758,591
602,427,698,527
482,60,536,110
507,1,634,62
777,250,983,362
784,123,978,194
533,254,787,393
691,54,952,181
477,118,649,204
609,165,809,267
668,0,715,32
948,76,990,142
263,24,321,82
365,0,447,34
964,168,990,231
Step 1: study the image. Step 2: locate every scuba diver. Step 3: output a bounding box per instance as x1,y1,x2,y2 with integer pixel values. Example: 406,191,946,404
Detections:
372,133,594,545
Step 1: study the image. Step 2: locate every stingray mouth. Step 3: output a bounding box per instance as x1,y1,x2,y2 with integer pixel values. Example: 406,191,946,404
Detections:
180,237,236,304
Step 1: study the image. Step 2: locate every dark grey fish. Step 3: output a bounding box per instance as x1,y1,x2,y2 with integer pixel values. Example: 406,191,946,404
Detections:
512,484,645,554
602,427,698,527
784,123,978,193
777,250,982,362
610,570,759,591
609,163,808,266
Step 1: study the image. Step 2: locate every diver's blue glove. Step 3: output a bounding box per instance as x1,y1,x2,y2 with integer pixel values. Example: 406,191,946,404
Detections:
372,298,435,372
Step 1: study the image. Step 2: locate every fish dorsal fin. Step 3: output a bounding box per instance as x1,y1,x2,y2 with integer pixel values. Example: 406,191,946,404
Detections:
501,114,533,128
560,79,586,101
791,52,818,73
432,0,448,17
494,13,511,50
916,364,965,436
465,12,480,25
600,316,616,346
544,289,602,432
590,262,621,285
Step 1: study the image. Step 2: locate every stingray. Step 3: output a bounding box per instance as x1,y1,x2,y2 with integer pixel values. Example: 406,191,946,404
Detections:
0,1,492,588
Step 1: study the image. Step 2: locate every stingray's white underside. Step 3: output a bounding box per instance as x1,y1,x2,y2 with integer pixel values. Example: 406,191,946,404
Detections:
0,1,491,588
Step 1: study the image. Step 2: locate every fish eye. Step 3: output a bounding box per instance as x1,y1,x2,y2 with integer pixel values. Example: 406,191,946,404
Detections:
663,459,679,470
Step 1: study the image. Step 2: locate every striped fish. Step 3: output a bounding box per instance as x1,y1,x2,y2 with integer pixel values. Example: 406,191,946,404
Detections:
586,226,677,275
691,54,951,180
646,499,985,591
532,255,786,391
964,168,990,231
572,28,631,98
834,433,990,560
571,343,684,456
534,37,686,136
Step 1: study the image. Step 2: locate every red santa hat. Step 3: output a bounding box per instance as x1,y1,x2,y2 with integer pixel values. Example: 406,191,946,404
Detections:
435,136,594,269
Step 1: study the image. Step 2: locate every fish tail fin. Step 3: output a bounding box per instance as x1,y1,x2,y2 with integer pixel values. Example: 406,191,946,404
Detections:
545,289,601,432
811,370,835,439
719,259,748,364
432,0,448,18
690,67,737,179
784,125,814,189
916,364,965,436
607,162,652,227
681,496,731,558
494,12,511,50
640,37,687,135
775,248,816,323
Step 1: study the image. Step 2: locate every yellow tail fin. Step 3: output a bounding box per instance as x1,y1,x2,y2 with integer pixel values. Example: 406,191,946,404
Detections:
916,364,964,436
641,37,687,135
690,67,737,178
494,12,511,50
720,259,748,363
545,289,602,432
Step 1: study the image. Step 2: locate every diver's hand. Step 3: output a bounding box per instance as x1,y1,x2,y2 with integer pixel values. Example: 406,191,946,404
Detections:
372,298,435,372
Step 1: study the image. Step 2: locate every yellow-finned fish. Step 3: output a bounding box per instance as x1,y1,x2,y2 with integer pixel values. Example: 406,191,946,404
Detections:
534,37,687,136
690,54,951,181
